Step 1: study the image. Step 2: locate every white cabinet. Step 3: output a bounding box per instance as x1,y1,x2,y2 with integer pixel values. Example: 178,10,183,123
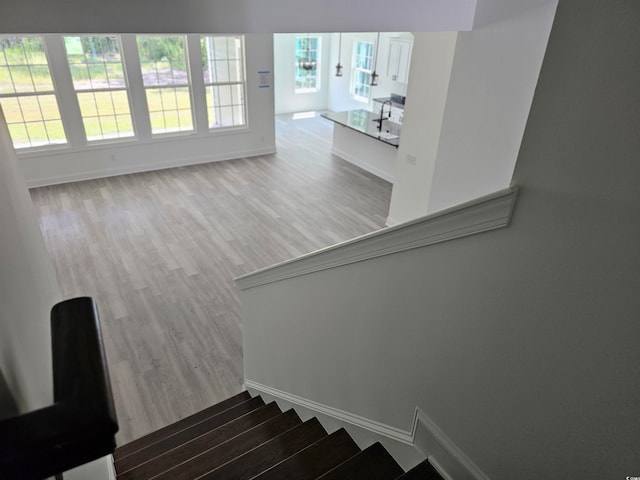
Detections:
387,40,413,84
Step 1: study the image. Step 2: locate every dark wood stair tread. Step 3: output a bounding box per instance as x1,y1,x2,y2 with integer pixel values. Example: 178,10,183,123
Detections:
397,460,445,479
117,402,283,480
112,392,437,480
317,442,404,480
115,395,265,473
252,428,361,480
197,417,328,480
113,390,250,461
151,409,303,480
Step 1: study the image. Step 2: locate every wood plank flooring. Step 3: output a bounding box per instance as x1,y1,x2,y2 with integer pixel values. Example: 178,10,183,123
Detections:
30,112,392,445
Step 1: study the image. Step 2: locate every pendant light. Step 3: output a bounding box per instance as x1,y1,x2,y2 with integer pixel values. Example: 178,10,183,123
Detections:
335,33,343,77
370,32,380,86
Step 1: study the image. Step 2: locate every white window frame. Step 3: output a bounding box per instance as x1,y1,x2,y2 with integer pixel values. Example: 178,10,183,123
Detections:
63,35,136,143
136,34,195,136
0,33,250,154
0,35,68,149
351,40,374,103
201,35,247,130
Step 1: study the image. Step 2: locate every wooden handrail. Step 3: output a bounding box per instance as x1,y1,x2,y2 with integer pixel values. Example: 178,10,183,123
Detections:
0,297,118,479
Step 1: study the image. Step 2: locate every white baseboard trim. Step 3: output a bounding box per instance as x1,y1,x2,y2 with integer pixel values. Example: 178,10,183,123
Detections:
386,215,401,227
25,147,277,188
106,454,117,480
245,380,414,444
331,146,395,183
416,408,490,480
246,380,490,480
430,457,455,480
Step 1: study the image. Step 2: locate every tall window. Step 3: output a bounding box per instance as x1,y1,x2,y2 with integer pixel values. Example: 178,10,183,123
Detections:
351,40,374,102
0,36,67,149
201,35,246,129
137,35,193,134
64,35,134,141
294,36,320,93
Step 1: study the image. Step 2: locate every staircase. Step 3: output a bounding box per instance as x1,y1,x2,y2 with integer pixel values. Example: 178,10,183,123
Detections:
113,391,444,480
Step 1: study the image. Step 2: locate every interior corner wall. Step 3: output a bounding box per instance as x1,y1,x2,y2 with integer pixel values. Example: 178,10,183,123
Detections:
0,108,61,413
274,33,331,114
425,0,557,213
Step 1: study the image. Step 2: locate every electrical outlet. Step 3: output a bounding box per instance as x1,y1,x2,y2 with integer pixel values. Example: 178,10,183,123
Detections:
406,153,417,165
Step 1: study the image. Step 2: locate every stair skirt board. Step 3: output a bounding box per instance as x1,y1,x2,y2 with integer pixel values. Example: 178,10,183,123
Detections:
245,380,488,480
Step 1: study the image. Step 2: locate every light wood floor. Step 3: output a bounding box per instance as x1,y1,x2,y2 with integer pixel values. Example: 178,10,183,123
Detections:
30,112,392,445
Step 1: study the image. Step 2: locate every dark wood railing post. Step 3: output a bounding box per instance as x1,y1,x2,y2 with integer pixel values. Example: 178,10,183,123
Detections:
0,297,118,480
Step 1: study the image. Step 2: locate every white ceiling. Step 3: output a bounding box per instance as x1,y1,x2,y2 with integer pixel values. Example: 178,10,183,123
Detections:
0,0,478,34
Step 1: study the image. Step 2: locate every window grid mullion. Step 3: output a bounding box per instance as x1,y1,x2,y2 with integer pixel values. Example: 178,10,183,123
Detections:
21,42,38,94
34,94,52,144
109,91,124,136
16,97,33,146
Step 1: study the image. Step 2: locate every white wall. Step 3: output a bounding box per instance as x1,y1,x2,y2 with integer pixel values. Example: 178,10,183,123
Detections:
274,34,331,114
64,455,116,480
0,0,477,34
0,108,61,412
17,34,275,187
240,0,640,478
386,32,458,225
387,0,557,223
426,0,557,213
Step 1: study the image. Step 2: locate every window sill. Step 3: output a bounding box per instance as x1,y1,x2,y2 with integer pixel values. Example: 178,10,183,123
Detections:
16,124,252,159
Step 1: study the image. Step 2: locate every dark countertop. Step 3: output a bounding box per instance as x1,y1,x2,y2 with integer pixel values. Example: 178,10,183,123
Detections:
321,109,401,148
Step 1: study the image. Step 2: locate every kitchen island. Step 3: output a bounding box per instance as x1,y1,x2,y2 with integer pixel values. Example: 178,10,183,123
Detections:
321,109,400,182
